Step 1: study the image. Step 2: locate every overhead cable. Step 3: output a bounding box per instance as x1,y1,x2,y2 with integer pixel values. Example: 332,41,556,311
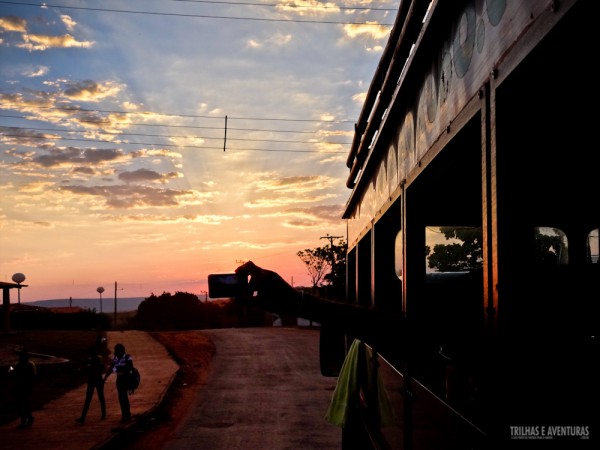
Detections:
0,1,395,25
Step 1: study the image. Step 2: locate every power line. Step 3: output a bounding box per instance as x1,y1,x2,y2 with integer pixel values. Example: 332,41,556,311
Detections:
0,125,352,145
0,114,328,134
172,0,399,12
0,131,347,153
0,103,354,124
0,104,356,152
0,1,395,26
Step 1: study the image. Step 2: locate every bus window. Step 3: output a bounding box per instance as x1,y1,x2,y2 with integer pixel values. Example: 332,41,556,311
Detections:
395,229,403,282
534,227,568,265
425,226,483,273
587,228,599,264
416,226,484,417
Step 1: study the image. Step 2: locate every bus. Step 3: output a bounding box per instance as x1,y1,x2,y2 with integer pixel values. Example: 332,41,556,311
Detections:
335,0,598,448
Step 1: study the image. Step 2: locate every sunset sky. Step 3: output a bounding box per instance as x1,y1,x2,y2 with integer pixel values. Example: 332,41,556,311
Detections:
0,1,397,302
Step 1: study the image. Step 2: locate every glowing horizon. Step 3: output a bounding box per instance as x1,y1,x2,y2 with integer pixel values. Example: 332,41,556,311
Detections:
0,1,392,302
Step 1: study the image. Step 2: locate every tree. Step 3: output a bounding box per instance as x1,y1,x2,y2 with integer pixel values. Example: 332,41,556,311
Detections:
426,226,567,272
133,291,203,330
323,239,347,288
131,292,268,330
426,227,483,272
297,246,331,288
297,238,347,297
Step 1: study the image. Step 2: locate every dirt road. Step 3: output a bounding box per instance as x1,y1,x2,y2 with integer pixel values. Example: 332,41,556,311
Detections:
162,327,341,450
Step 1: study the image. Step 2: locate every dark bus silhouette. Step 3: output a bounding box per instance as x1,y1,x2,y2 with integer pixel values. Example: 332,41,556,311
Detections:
330,1,598,448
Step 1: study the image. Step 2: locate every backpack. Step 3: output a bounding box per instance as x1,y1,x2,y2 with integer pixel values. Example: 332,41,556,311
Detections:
124,355,140,392
128,367,141,392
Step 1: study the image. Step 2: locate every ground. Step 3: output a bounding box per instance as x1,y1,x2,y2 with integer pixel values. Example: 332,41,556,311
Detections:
122,331,215,449
0,330,100,425
0,329,215,449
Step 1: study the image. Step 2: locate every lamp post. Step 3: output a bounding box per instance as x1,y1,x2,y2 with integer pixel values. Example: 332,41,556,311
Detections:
12,273,26,332
200,290,208,303
97,286,105,313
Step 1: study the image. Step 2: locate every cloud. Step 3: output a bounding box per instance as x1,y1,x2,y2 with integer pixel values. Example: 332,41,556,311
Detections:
342,22,391,40
72,166,95,176
287,204,345,222
0,126,58,147
60,15,77,32
253,174,334,193
19,180,55,194
0,16,27,33
63,80,122,101
217,240,293,250
30,147,125,168
283,218,321,228
118,168,181,184
246,33,293,49
24,65,49,77
351,91,369,108
247,39,261,49
245,192,337,208
258,203,345,229
232,172,340,212
0,13,92,52
19,33,94,51
0,83,130,135
59,184,202,209
275,1,341,16
108,213,231,225
143,149,183,159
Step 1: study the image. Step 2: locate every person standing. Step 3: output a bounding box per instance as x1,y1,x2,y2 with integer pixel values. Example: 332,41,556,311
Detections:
13,349,36,429
103,343,133,423
75,345,106,424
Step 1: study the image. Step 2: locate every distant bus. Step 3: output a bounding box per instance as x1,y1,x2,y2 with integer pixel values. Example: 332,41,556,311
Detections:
333,0,598,448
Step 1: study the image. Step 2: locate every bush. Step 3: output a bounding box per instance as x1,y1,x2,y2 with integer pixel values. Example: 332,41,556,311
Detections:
131,292,270,331
7,308,111,330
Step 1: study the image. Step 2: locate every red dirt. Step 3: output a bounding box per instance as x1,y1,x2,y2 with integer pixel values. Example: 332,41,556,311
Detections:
124,331,216,449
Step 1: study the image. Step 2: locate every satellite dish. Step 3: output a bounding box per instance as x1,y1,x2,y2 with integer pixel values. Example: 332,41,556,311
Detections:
97,286,105,294
12,273,26,284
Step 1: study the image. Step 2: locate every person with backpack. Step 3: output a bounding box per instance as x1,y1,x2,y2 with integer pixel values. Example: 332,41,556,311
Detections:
103,343,133,423
75,345,106,424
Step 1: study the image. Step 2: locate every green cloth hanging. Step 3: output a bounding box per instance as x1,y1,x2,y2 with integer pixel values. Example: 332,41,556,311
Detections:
325,339,395,428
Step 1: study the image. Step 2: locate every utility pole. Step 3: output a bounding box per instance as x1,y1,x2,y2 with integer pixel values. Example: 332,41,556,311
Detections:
321,234,343,292
320,233,343,248
320,233,343,266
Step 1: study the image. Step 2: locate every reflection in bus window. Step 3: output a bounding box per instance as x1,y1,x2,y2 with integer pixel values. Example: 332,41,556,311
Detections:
534,227,568,265
425,226,483,273
394,229,403,281
418,226,484,418
587,228,599,263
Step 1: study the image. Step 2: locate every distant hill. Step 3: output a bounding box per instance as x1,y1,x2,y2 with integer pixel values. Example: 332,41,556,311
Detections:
26,297,145,313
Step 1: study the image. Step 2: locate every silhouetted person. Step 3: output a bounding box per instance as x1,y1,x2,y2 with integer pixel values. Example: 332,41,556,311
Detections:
75,345,106,424
103,343,133,423
12,349,36,429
